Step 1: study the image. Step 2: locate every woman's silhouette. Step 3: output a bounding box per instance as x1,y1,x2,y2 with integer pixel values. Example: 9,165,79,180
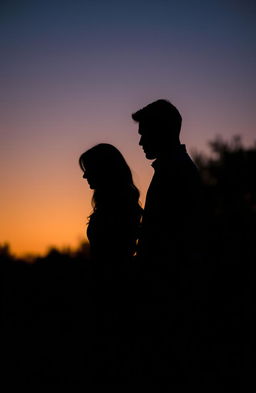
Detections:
79,143,142,380
79,143,143,263
79,143,142,261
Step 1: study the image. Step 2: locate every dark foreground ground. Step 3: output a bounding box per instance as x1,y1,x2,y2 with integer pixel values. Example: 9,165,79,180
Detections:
0,244,254,389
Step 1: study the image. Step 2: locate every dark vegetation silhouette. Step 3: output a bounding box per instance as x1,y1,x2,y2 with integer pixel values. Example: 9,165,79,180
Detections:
0,135,255,386
192,135,255,390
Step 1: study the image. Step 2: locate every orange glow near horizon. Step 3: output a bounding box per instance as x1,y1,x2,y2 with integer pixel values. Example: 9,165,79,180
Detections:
0,130,153,257
1,119,255,258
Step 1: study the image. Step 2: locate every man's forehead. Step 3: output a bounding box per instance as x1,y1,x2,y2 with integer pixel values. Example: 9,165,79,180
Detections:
138,120,155,134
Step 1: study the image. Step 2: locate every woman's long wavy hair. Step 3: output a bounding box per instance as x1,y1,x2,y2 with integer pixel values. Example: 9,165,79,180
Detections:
79,143,142,217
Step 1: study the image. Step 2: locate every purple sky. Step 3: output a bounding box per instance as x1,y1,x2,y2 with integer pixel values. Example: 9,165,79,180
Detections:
1,0,256,255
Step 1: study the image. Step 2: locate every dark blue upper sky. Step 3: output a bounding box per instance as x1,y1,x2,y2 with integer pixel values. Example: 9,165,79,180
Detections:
1,0,256,146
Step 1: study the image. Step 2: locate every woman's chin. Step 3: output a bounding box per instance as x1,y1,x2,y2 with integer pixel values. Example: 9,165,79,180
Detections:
145,151,157,160
87,181,95,189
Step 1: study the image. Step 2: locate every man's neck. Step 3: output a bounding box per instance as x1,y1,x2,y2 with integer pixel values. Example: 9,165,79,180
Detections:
158,143,184,157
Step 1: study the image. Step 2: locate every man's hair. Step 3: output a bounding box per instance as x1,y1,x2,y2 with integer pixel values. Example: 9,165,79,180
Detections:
132,99,182,137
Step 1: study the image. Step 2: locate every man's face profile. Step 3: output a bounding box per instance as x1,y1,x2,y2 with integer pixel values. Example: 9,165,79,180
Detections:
138,122,157,160
138,120,162,159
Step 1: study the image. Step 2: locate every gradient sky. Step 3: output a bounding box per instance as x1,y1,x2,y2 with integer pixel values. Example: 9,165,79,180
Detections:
1,0,256,256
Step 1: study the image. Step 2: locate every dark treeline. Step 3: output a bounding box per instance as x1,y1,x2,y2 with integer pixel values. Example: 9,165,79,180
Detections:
0,135,255,386
193,136,256,389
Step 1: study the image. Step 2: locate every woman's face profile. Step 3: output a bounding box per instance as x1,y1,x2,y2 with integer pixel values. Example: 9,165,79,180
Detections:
82,162,106,190
83,167,96,189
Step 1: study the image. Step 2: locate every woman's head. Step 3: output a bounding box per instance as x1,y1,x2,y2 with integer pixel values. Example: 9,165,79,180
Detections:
79,143,134,190
80,144,143,257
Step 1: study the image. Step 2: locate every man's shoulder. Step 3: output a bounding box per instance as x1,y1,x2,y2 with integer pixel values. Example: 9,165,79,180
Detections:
155,147,199,173
152,154,201,194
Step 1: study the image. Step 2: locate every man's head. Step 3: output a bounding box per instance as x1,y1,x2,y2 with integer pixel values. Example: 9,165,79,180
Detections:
132,99,182,159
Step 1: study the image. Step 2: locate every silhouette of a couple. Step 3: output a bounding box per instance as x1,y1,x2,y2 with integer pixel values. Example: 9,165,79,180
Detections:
80,99,202,261
79,99,205,385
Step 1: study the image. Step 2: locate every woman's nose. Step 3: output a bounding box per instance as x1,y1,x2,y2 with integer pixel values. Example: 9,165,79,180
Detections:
83,172,87,179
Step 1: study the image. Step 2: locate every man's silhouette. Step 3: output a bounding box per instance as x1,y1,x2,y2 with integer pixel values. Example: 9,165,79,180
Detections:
132,99,203,264
132,99,206,385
